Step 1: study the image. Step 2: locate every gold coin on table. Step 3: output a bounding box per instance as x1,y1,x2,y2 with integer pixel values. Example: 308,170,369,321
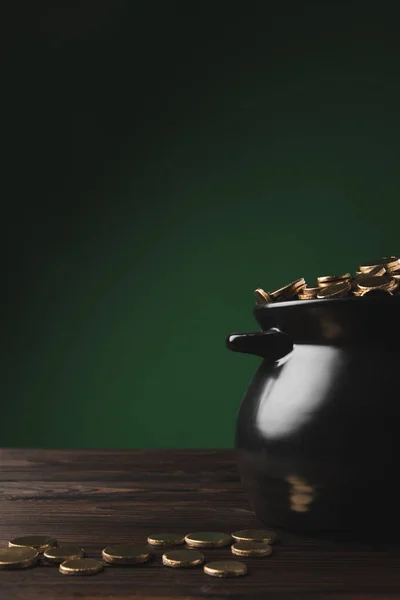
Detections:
147,533,185,546
254,288,272,305
204,560,247,578
270,278,306,301
184,532,232,548
316,281,351,299
102,544,152,565
231,541,272,557
162,549,204,568
359,257,400,272
0,547,39,570
59,558,104,575
317,273,351,287
231,529,278,544
356,274,395,291
43,544,85,564
9,535,57,553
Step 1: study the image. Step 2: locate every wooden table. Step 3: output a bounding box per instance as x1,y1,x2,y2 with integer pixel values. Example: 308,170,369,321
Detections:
1,449,400,599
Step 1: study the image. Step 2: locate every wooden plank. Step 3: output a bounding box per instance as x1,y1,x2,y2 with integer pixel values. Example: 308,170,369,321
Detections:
1,449,400,598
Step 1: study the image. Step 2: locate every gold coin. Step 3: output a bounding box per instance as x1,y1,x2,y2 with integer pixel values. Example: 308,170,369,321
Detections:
390,269,400,281
302,286,320,294
0,547,39,570
59,558,104,575
354,288,367,296
231,529,277,544
102,544,152,565
291,483,314,493
360,289,393,297
162,549,204,568
363,266,386,276
147,533,185,546
290,492,313,505
254,288,272,305
356,275,395,291
270,278,306,300
386,262,400,272
285,474,307,485
298,286,319,300
317,273,351,287
204,560,247,578
184,532,232,548
290,503,309,512
43,544,85,564
316,281,351,299
231,541,272,557
351,266,386,288
9,535,57,553
359,257,400,272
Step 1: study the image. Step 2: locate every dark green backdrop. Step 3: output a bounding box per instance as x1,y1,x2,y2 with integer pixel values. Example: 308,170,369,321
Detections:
3,2,400,447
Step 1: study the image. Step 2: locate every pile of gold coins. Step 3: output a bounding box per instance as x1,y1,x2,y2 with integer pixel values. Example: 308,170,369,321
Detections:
0,529,277,578
254,256,400,304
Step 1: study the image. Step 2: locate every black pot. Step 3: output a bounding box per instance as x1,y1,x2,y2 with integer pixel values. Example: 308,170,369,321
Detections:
227,295,400,541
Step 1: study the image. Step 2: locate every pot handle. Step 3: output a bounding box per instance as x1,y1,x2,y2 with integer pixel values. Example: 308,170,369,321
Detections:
226,328,293,361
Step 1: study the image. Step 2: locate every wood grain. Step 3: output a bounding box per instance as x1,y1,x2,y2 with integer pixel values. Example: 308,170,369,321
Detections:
1,449,400,599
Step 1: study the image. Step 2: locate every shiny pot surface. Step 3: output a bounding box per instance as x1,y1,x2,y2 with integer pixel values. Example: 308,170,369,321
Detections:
227,295,400,541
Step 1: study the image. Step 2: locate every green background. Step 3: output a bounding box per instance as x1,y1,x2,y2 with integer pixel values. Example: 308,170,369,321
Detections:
3,2,400,447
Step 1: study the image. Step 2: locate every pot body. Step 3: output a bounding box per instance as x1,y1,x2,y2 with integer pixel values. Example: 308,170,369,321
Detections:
229,296,400,540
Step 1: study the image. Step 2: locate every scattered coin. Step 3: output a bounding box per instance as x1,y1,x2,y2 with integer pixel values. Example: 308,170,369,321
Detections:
162,549,204,568
102,544,152,565
231,529,277,544
184,532,232,548
204,560,247,578
231,541,272,557
9,535,57,553
43,544,84,564
147,533,185,546
59,557,104,576
0,547,39,570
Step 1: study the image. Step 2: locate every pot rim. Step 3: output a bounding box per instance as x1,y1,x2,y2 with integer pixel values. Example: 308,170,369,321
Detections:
255,294,400,311
253,294,400,344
